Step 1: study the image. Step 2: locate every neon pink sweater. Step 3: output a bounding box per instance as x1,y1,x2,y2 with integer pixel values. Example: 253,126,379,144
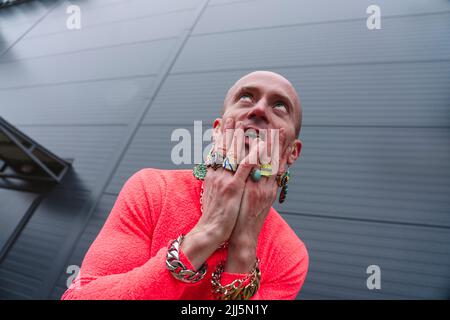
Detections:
61,168,308,300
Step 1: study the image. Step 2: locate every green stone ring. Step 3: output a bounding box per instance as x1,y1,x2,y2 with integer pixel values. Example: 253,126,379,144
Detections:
251,168,262,182
193,164,207,180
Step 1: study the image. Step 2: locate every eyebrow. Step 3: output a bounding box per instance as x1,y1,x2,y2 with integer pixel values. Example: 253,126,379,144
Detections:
236,85,294,113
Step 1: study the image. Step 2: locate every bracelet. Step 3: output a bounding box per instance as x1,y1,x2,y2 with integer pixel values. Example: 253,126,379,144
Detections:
211,258,261,300
166,234,208,283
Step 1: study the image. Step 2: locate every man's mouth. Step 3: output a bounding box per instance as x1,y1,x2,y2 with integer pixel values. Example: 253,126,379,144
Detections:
244,127,266,141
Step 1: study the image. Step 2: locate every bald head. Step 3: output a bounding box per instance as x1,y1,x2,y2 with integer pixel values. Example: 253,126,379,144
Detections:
223,71,302,137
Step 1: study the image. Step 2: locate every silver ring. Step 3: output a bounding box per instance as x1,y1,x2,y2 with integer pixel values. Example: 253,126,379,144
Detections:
223,157,238,172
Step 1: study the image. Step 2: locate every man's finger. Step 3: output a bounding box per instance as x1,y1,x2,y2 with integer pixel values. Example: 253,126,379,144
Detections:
212,128,223,152
258,134,269,165
226,121,244,164
224,118,235,153
271,128,285,175
234,137,261,183
234,122,245,164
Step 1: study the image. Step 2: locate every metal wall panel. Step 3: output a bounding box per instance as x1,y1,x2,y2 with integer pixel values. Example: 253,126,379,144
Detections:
0,38,173,88
106,124,206,194
25,0,201,38
272,126,450,226
173,13,450,73
195,0,450,35
0,189,40,260
1,10,195,61
143,64,450,127
283,214,450,299
0,189,89,299
49,194,116,300
0,77,155,125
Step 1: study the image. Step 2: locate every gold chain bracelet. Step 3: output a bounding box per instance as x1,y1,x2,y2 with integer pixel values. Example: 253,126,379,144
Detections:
211,258,261,300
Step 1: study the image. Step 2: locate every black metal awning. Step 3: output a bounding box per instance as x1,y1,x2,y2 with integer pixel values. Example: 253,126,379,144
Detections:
0,0,32,9
0,117,71,183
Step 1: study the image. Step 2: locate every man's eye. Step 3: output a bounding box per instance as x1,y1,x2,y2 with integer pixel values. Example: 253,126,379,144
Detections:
274,102,288,112
239,93,253,102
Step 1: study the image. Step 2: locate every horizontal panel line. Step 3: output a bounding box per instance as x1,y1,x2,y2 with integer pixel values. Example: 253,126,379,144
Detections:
306,236,450,258
170,58,450,76
140,122,213,126
103,191,119,196
24,0,145,27
306,267,450,291
0,73,157,91
208,0,258,9
193,10,450,37
0,286,32,299
56,0,134,13
24,7,197,41
2,179,107,194
279,210,450,230
303,278,440,299
310,253,450,274
15,123,128,127
0,265,43,284
0,36,178,64
301,124,450,129
0,12,50,30
140,123,450,129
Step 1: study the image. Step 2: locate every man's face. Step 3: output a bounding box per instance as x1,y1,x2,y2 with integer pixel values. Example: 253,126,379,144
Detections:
214,71,302,170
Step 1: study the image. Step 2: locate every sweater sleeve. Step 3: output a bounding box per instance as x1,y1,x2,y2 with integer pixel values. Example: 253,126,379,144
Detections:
220,240,309,300
61,169,197,300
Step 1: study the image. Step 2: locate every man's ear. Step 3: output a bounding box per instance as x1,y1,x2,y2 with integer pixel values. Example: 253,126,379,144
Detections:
287,139,302,166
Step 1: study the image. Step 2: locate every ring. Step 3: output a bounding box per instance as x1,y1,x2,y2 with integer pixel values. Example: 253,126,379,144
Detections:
251,163,273,182
251,168,262,182
223,157,238,172
260,163,273,177
206,148,225,170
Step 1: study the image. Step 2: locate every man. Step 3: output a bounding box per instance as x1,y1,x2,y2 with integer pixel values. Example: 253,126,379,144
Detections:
62,71,308,300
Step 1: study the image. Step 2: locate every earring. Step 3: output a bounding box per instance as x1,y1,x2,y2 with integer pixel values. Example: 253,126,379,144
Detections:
277,167,290,203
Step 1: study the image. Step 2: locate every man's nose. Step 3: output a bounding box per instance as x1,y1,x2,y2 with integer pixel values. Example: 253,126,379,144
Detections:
247,100,269,124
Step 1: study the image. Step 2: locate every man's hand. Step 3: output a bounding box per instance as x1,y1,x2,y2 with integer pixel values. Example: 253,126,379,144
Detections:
226,128,287,273
181,120,287,274
180,118,255,271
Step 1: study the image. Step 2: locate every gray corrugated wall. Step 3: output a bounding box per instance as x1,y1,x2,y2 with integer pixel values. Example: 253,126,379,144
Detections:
0,0,449,299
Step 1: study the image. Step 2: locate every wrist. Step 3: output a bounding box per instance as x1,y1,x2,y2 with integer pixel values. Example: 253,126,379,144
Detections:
225,240,257,274
229,231,258,250
181,227,222,270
